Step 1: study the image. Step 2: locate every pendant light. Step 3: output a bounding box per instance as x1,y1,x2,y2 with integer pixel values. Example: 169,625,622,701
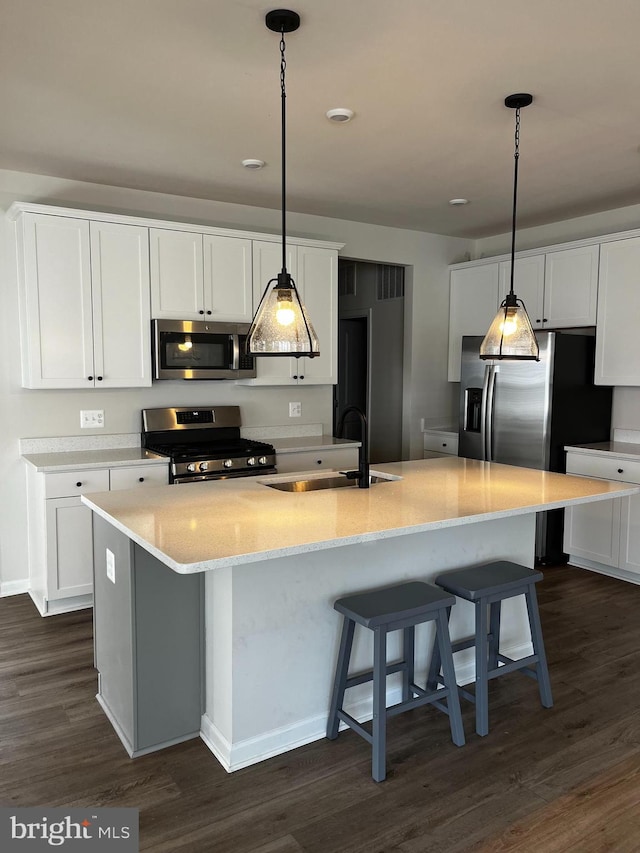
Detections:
247,9,319,358
480,94,539,361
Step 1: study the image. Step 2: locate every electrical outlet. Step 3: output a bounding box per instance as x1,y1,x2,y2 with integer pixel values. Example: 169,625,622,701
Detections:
106,548,115,584
289,401,302,418
80,409,104,429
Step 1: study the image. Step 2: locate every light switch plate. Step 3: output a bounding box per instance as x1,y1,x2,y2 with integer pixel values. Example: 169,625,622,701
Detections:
81,409,104,429
106,548,115,584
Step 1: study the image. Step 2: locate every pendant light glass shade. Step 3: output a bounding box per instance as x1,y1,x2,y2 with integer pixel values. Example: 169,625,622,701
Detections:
249,272,319,355
247,10,320,359
480,93,539,362
479,293,539,359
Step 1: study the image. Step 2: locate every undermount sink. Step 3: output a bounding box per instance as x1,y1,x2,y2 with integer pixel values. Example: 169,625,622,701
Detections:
263,473,400,492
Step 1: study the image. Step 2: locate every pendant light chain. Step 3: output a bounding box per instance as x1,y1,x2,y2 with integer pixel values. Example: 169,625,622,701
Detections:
279,30,288,276
508,105,521,297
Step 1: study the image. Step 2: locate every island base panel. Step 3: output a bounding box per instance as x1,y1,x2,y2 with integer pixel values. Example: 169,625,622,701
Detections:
202,513,536,772
93,517,203,755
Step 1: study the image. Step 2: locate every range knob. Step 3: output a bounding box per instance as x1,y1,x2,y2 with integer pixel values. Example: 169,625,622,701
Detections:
223,459,234,468
247,457,257,466
186,463,196,472
258,456,268,465
199,461,209,472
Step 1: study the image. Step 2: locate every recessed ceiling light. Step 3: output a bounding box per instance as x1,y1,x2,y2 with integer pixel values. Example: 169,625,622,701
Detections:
242,159,266,170
326,108,354,123
449,198,469,206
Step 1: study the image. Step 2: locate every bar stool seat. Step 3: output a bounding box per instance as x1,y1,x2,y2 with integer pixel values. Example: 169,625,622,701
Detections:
428,561,553,737
326,581,465,782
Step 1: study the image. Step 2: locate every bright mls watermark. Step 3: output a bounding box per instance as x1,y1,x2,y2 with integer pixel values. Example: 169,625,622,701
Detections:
0,808,138,850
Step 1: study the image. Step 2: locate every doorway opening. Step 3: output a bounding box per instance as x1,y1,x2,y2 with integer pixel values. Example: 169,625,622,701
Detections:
334,260,405,463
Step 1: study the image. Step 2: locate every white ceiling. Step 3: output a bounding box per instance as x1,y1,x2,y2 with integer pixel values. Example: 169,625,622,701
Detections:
3,0,640,238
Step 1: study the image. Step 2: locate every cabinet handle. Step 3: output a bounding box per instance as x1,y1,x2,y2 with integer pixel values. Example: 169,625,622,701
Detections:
618,468,624,474
76,481,82,487
299,375,304,380
206,310,212,315
97,376,103,381
317,459,322,465
88,376,93,381
442,442,447,447
138,477,145,482
292,374,298,379
543,318,548,322
535,319,541,323
199,310,205,315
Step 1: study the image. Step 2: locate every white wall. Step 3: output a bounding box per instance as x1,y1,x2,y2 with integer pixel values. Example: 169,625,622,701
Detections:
0,169,472,592
473,203,640,434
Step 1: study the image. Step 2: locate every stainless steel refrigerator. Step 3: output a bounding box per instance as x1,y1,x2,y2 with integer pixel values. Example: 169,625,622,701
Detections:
458,332,612,563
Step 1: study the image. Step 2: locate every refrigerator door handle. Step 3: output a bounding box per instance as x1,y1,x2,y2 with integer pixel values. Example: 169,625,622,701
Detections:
485,364,498,462
480,364,492,462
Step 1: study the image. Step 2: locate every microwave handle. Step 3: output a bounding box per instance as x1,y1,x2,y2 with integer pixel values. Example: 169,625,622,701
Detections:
231,334,240,370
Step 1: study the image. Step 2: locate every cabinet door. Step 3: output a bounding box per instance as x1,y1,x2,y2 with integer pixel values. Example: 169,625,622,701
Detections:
203,235,253,321
90,222,152,388
499,255,545,328
544,245,598,328
619,494,640,574
150,228,204,319
250,240,298,384
448,264,499,382
595,237,640,386
563,499,621,567
294,245,338,384
18,213,95,388
45,497,94,599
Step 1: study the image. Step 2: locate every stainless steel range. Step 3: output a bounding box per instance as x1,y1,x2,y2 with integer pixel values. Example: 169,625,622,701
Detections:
142,406,277,484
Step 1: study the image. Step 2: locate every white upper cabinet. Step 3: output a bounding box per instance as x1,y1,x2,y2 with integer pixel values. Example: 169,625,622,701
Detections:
150,228,253,322
498,255,545,328
16,213,151,389
595,237,640,386
90,221,151,388
448,263,499,382
543,244,598,328
246,240,338,385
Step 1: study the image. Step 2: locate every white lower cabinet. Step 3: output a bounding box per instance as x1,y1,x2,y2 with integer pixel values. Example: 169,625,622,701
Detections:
27,462,168,615
275,446,359,474
423,430,458,459
563,450,640,581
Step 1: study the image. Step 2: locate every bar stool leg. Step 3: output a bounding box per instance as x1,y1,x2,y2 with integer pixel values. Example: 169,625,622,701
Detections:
426,606,449,691
372,626,388,782
402,626,415,702
435,610,465,747
475,597,490,737
488,601,501,672
326,617,356,740
525,585,553,709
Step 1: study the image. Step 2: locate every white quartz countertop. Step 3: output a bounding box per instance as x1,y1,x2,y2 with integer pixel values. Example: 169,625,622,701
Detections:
81,457,640,575
271,435,360,453
565,442,640,461
22,448,168,472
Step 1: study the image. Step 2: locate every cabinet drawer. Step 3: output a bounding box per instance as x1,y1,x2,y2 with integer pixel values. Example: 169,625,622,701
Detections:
276,447,359,474
44,469,110,499
566,452,640,485
423,431,458,455
110,465,169,491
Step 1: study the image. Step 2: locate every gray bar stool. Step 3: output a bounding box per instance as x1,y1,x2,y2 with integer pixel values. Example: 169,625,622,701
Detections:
428,560,553,737
326,581,465,782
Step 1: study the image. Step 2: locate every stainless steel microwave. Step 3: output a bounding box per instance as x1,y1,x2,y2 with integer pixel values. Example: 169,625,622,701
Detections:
152,320,257,380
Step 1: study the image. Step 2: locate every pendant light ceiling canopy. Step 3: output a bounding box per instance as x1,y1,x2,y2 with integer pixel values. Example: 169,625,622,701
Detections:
247,9,320,359
480,93,539,362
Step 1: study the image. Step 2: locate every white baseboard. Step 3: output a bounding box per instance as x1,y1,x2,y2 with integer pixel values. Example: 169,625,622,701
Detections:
200,641,533,773
0,579,30,597
568,557,640,586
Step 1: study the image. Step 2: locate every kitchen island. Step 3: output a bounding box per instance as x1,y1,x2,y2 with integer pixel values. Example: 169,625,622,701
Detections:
82,457,640,771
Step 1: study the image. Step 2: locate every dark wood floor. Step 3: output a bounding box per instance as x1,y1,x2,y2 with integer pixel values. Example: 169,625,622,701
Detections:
2,565,640,852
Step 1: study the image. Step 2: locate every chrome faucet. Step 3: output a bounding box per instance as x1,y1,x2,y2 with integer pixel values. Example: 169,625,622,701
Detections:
336,405,370,489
